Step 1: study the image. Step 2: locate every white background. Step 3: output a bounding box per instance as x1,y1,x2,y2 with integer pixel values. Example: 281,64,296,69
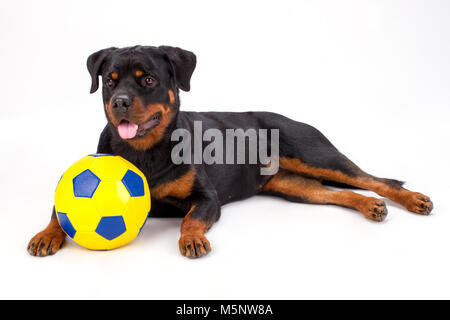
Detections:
0,0,449,299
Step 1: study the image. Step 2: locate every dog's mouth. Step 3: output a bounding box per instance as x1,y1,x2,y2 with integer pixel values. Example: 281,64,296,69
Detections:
117,112,162,140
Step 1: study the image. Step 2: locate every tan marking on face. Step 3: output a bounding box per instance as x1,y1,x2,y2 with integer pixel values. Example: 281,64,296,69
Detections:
136,70,144,77
104,100,117,126
150,168,195,199
105,97,174,151
126,100,174,150
111,72,118,80
168,89,175,105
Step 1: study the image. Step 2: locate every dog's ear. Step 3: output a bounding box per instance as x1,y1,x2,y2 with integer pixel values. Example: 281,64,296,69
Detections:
159,46,196,92
87,47,117,93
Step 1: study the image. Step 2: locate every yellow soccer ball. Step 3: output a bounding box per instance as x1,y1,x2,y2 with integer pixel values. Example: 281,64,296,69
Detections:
54,154,151,250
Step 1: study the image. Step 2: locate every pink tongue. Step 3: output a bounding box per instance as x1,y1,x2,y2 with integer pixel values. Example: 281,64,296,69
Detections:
118,121,138,139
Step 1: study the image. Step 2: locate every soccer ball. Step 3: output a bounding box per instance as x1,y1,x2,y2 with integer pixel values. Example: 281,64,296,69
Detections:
54,154,151,250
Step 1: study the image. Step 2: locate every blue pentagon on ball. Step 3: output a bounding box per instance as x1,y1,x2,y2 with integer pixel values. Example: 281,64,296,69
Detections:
73,169,100,198
95,216,127,240
57,212,77,238
121,169,145,197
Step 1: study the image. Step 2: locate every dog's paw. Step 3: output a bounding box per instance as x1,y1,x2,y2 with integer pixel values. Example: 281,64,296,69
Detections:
179,234,211,258
404,192,433,215
28,228,65,257
361,198,388,222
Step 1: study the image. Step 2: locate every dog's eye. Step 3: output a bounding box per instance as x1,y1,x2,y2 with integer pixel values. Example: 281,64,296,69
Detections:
106,79,115,88
143,76,156,87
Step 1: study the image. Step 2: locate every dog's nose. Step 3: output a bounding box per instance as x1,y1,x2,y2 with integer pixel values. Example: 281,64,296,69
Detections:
112,95,132,110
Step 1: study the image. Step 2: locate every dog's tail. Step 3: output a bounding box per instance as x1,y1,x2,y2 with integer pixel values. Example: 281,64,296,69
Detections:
379,178,405,189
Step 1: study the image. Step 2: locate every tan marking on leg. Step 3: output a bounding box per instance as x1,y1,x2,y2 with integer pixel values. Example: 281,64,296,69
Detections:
263,170,388,221
179,205,211,258
27,218,66,257
279,157,432,214
279,157,367,185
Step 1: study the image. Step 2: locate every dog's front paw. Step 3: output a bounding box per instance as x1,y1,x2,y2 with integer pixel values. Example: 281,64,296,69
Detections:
404,192,433,215
179,234,211,258
28,227,65,257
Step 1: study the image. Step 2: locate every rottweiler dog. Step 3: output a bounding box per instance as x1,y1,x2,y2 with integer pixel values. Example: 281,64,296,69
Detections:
28,45,433,258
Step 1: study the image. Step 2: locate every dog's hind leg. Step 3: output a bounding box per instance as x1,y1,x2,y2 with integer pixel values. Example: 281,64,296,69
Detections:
262,169,388,221
278,157,433,215
260,114,433,215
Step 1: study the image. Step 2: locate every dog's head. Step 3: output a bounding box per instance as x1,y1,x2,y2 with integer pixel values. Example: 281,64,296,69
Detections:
87,45,196,150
